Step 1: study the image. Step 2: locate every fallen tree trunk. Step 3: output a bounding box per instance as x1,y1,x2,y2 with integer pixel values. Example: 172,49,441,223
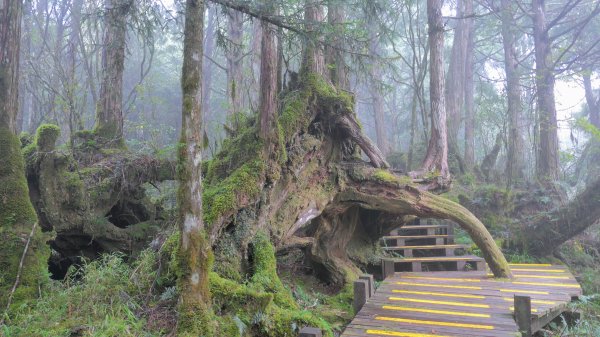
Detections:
523,178,600,256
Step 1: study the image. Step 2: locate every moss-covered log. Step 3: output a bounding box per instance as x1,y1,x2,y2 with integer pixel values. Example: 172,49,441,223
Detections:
522,178,600,256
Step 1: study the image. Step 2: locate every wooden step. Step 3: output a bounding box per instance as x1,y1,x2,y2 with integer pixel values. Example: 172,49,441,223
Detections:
401,224,450,229
383,255,485,273
383,234,452,239
382,234,454,246
384,244,468,250
383,244,469,257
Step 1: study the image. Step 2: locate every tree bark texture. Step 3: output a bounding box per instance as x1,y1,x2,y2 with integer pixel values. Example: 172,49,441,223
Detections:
178,0,213,334
502,0,526,186
420,0,449,179
202,6,216,119
95,0,131,145
583,72,599,128
258,5,278,142
227,8,243,116
301,0,325,76
533,0,560,182
326,0,348,89
0,0,23,133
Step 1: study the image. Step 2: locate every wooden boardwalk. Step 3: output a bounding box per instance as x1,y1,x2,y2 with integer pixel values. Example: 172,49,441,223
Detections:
341,221,582,337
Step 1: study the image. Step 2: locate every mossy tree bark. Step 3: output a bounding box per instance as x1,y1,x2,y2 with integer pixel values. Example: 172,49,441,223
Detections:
177,0,214,334
0,0,49,310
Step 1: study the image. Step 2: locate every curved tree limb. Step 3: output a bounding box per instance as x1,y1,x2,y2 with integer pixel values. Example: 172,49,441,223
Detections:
337,178,512,278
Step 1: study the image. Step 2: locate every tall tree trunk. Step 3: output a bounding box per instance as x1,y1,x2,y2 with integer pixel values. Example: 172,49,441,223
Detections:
502,0,526,186
445,0,467,153
367,2,388,157
226,8,243,116
420,0,449,180
326,0,348,89
532,0,560,182
463,26,475,170
95,0,131,145
258,3,278,142
0,0,48,310
202,5,216,119
178,0,214,334
301,0,324,76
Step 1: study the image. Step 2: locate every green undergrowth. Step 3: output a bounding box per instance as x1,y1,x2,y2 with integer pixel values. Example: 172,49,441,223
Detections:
166,231,334,337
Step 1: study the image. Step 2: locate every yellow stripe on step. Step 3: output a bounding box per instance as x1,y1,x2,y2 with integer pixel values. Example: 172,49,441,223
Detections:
500,289,549,295
511,268,566,273
514,274,571,279
509,263,553,267
512,281,581,288
395,281,481,290
383,305,491,318
392,289,485,299
366,330,450,337
376,316,495,330
402,276,481,282
503,297,556,305
388,297,490,308
509,306,538,313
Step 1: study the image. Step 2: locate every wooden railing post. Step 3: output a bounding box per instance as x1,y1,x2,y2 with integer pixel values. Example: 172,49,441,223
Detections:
359,274,374,297
381,258,395,279
299,326,322,337
353,279,369,313
514,295,532,337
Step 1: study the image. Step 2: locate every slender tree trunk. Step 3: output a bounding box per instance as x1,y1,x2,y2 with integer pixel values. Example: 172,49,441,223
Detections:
583,72,599,128
178,0,213,334
202,5,216,119
420,0,449,180
258,3,278,142
502,0,525,186
226,8,243,116
367,3,388,156
301,0,324,76
532,0,560,182
463,26,475,170
326,0,348,89
95,0,131,145
0,0,48,309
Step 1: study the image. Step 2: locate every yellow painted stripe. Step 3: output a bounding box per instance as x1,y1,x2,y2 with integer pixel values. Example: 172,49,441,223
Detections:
509,263,553,267
514,274,571,280
388,297,490,308
392,289,485,299
511,268,566,273
509,306,538,313
383,305,490,318
512,281,580,288
500,288,549,295
376,316,495,330
366,329,450,337
395,281,481,290
502,297,556,305
402,276,481,283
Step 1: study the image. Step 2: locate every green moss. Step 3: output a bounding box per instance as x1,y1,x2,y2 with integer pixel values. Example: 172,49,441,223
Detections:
0,127,50,310
278,90,311,141
35,123,60,152
372,169,413,186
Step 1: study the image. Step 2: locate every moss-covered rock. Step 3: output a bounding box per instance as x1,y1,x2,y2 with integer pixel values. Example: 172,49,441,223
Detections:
35,123,60,152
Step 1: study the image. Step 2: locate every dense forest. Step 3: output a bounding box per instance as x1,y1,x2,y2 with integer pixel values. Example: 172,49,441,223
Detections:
1,0,600,336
